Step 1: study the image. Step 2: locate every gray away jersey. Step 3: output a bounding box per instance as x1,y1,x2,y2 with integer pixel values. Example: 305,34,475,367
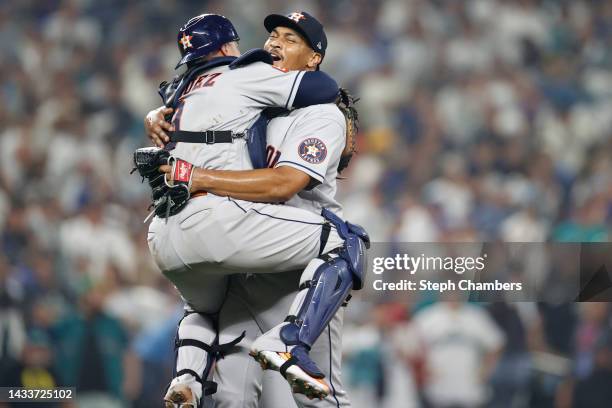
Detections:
265,104,346,216
171,62,306,171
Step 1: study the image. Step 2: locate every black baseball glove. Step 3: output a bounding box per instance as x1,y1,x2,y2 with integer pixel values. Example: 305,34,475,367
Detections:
133,147,193,219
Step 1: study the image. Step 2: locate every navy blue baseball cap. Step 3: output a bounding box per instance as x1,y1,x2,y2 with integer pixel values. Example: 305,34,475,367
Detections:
264,11,328,57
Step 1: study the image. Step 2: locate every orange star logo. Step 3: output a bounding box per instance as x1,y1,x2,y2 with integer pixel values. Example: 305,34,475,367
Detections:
288,12,306,23
306,145,320,156
179,33,193,50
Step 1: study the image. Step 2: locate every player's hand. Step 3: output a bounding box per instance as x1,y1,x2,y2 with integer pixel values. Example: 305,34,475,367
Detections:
159,164,171,178
160,164,205,194
160,164,197,194
145,106,174,148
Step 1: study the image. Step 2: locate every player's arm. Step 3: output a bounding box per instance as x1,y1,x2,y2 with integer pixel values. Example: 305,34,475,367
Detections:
190,166,310,202
247,64,338,110
159,164,308,202
230,49,339,108
160,113,345,202
144,62,339,147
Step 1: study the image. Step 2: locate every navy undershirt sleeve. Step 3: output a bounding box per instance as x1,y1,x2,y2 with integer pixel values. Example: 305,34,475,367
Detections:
292,71,339,108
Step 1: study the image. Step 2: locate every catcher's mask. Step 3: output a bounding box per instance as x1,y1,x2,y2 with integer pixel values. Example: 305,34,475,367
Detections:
175,14,240,69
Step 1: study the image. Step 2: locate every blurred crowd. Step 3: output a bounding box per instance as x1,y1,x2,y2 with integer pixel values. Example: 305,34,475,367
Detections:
0,0,610,407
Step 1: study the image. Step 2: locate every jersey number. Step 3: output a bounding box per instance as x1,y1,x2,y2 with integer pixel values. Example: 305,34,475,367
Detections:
266,145,281,168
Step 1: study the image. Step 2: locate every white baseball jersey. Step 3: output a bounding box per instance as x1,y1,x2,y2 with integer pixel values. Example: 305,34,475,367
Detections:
266,104,346,216
171,61,307,171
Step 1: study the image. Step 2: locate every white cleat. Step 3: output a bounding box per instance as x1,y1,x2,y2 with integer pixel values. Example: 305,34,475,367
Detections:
163,383,199,408
250,349,330,400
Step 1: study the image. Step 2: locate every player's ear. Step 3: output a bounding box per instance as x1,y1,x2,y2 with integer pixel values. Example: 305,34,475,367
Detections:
221,41,240,57
307,52,322,70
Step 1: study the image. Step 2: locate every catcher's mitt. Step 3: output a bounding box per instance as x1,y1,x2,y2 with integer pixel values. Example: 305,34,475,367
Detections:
336,88,359,174
133,147,193,220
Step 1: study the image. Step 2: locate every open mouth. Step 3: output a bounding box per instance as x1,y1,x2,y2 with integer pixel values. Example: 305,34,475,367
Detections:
269,51,282,61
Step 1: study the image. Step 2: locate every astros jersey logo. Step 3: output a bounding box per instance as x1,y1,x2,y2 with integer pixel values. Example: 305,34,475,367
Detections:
298,138,327,164
180,33,193,49
288,12,306,23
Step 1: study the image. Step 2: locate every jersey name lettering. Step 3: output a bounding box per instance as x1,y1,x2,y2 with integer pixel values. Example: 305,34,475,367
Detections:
183,73,222,96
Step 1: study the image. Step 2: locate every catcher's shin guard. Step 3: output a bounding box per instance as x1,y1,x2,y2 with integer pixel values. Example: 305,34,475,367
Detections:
168,311,245,407
280,256,353,354
320,208,370,289
280,208,370,351
250,209,369,396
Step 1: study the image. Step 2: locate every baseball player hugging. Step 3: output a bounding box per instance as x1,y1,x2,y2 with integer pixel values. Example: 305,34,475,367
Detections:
135,12,366,408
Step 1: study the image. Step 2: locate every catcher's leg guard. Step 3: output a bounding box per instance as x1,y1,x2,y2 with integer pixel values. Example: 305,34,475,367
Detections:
277,255,352,380
166,311,245,408
251,210,369,398
282,256,353,349
320,208,370,289
280,209,370,352
274,210,369,374
250,259,360,398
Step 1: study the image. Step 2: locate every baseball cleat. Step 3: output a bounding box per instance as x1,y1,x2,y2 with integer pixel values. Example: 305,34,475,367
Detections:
250,349,330,400
163,383,199,408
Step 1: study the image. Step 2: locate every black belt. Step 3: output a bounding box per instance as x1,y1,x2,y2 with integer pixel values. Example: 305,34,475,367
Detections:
169,130,246,144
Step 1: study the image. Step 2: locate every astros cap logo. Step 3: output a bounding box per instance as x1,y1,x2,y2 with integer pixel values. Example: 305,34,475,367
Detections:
288,12,306,23
179,33,193,49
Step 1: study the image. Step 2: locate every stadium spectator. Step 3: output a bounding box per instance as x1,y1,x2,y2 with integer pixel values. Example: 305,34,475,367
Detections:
0,1,610,406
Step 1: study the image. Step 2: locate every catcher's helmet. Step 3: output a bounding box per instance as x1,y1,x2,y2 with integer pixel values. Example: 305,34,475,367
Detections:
175,14,240,69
